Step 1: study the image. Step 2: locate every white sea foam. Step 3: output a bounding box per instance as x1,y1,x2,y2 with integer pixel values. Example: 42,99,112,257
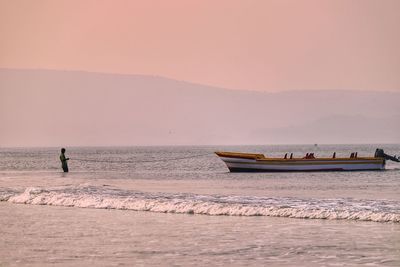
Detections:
2,186,400,223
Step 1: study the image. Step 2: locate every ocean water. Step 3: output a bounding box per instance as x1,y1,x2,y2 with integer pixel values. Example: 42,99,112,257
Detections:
1,144,400,266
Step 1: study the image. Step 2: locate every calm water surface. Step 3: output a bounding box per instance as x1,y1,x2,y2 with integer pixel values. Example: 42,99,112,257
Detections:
1,144,399,266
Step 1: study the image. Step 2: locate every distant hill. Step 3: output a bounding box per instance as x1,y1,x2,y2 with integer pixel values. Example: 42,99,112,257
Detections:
1,69,399,146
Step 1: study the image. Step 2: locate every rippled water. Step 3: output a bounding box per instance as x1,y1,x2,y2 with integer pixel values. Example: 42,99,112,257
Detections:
1,144,400,266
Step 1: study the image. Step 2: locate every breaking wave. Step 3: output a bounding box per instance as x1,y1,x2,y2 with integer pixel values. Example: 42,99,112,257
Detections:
2,186,400,223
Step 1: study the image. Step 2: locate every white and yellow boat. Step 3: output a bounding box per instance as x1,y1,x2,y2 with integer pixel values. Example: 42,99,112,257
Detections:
215,149,399,172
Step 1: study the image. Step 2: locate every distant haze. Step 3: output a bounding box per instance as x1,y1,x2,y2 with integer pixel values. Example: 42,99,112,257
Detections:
1,0,400,91
1,69,399,147
1,1,399,146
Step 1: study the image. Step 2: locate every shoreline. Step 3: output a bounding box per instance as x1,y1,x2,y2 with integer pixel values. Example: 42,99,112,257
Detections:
1,202,399,266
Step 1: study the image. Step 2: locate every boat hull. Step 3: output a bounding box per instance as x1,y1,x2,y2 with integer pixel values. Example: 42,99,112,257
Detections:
216,152,385,172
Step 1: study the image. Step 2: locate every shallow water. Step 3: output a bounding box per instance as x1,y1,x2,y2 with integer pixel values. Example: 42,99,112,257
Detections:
1,144,400,266
1,203,399,266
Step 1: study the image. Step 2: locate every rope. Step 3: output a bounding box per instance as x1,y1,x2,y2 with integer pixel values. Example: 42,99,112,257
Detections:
71,153,211,164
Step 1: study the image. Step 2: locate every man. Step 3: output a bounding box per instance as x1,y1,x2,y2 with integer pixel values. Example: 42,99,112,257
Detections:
60,148,70,172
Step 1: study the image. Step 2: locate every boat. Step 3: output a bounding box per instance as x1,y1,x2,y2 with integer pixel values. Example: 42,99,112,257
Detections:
215,148,399,172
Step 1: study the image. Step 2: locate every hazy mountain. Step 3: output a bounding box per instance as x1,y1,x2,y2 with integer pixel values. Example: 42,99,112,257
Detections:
251,115,400,144
1,69,399,146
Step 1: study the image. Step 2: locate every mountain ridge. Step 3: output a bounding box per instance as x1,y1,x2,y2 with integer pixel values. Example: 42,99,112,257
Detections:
1,69,399,146
1,68,398,94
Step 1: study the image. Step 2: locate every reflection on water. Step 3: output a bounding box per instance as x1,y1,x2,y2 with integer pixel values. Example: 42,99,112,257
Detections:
1,203,399,266
0,144,400,266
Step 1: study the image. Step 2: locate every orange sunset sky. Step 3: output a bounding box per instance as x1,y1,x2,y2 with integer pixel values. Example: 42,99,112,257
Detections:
1,0,399,92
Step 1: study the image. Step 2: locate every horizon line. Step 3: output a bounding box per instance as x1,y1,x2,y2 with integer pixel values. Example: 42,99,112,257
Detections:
1,143,399,149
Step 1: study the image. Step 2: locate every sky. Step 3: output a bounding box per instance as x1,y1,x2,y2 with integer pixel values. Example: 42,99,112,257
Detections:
1,0,399,92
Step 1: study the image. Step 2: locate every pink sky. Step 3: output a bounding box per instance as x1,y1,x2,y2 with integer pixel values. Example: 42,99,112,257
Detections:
1,0,399,91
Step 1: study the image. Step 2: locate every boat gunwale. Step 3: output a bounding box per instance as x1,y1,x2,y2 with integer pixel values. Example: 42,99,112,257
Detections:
221,159,384,166
215,151,384,163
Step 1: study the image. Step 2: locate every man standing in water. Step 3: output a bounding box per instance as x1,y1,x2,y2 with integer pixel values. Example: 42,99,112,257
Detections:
60,148,69,172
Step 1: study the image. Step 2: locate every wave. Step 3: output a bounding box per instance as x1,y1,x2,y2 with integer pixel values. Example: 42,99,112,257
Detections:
2,186,400,223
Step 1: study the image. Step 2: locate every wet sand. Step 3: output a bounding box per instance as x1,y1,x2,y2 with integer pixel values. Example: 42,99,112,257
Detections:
1,202,399,267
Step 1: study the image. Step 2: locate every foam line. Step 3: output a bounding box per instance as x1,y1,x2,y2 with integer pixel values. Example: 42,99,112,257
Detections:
2,186,400,223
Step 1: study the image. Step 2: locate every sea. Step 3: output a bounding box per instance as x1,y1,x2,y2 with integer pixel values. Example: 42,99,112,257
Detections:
1,144,399,266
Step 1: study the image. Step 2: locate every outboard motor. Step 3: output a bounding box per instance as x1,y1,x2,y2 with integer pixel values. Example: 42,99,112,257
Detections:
375,148,400,162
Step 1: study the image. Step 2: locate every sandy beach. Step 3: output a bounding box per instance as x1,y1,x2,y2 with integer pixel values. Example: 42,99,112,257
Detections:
1,202,400,267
